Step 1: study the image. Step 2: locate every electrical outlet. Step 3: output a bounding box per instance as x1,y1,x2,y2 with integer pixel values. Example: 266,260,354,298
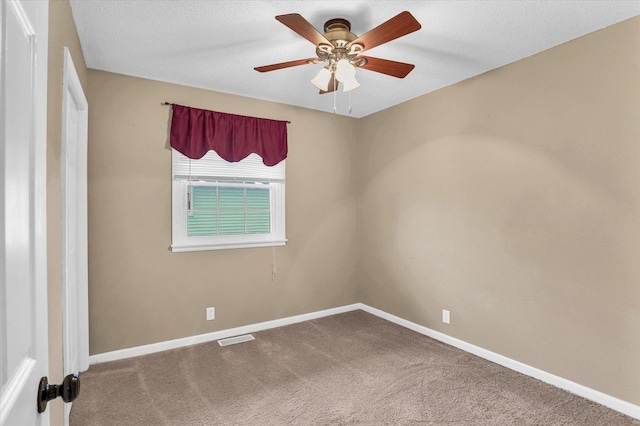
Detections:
442,309,450,324
206,307,215,321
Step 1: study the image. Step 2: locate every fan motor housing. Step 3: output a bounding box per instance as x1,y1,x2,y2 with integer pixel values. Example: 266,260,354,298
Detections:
323,18,357,46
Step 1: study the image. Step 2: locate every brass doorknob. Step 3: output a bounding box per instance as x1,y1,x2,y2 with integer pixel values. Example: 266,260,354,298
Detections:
37,374,80,413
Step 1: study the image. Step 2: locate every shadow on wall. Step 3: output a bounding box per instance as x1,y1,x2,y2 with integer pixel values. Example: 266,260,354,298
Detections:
359,133,637,353
283,195,359,311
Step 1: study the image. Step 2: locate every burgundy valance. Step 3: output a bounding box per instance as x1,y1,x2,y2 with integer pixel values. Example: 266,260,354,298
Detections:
170,104,288,166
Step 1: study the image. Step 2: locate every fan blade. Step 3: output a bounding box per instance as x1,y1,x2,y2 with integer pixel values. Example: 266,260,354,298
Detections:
276,14,332,47
254,58,318,73
349,11,421,52
319,74,338,94
357,56,415,78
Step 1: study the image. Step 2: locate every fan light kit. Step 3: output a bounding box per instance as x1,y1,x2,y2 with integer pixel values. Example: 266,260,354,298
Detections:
255,12,421,95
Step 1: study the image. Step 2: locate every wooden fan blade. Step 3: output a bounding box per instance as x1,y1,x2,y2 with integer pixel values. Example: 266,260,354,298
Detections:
319,74,337,94
357,56,415,78
276,14,332,47
254,58,318,73
349,11,421,52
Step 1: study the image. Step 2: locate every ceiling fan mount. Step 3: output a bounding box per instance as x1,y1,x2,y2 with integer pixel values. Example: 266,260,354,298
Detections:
255,11,421,94
324,18,351,33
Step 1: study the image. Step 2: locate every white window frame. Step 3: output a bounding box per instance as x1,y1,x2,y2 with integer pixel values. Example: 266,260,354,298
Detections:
171,150,286,252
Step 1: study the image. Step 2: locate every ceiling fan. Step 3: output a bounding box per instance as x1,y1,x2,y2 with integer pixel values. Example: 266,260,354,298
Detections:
254,11,421,94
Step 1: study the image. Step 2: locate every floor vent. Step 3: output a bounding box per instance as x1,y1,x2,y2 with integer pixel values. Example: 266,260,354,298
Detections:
217,334,255,347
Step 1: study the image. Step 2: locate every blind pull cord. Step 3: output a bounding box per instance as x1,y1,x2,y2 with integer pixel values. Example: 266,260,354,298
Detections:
271,245,277,281
270,160,277,281
187,159,192,210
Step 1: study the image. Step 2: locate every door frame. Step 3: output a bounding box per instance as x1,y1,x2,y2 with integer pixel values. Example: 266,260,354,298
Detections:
61,45,89,397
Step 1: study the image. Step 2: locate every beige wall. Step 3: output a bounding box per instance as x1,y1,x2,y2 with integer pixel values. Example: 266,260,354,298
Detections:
47,1,88,425
358,16,640,405
86,71,360,354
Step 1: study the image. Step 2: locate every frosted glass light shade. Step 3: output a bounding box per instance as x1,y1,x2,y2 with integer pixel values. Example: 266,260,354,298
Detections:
342,76,360,92
311,68,332,91
335,59,360,92
335,59,355,82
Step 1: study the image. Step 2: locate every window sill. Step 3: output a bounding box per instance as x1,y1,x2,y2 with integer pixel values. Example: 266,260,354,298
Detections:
171,239,287,253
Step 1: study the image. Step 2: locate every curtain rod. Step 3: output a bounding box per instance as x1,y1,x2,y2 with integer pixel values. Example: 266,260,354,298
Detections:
162,102,291,124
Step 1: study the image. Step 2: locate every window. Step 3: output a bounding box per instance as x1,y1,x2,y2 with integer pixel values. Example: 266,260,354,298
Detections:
171,149,285,252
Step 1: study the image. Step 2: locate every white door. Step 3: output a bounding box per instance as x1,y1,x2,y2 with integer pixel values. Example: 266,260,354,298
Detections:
0,0,50,425
61,46,89,426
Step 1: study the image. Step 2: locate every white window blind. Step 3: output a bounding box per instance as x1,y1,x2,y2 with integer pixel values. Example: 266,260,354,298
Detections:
173,150,285,182
171,149,286,252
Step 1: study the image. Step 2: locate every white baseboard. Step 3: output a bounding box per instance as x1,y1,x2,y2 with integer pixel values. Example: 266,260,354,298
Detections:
89,302,640,420
88,303,362,365
358,303,640,421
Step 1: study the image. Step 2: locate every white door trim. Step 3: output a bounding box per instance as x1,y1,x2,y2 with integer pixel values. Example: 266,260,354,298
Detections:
61,46,89,426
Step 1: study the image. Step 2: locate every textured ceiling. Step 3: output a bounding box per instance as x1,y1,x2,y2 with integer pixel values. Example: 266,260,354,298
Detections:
70,1,640,118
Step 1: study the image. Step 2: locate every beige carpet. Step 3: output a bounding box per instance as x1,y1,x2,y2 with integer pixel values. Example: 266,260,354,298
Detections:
71,310,638,425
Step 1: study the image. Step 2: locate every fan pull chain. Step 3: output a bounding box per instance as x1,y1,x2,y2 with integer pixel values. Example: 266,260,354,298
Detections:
333,77,337,114
348,91,352,115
